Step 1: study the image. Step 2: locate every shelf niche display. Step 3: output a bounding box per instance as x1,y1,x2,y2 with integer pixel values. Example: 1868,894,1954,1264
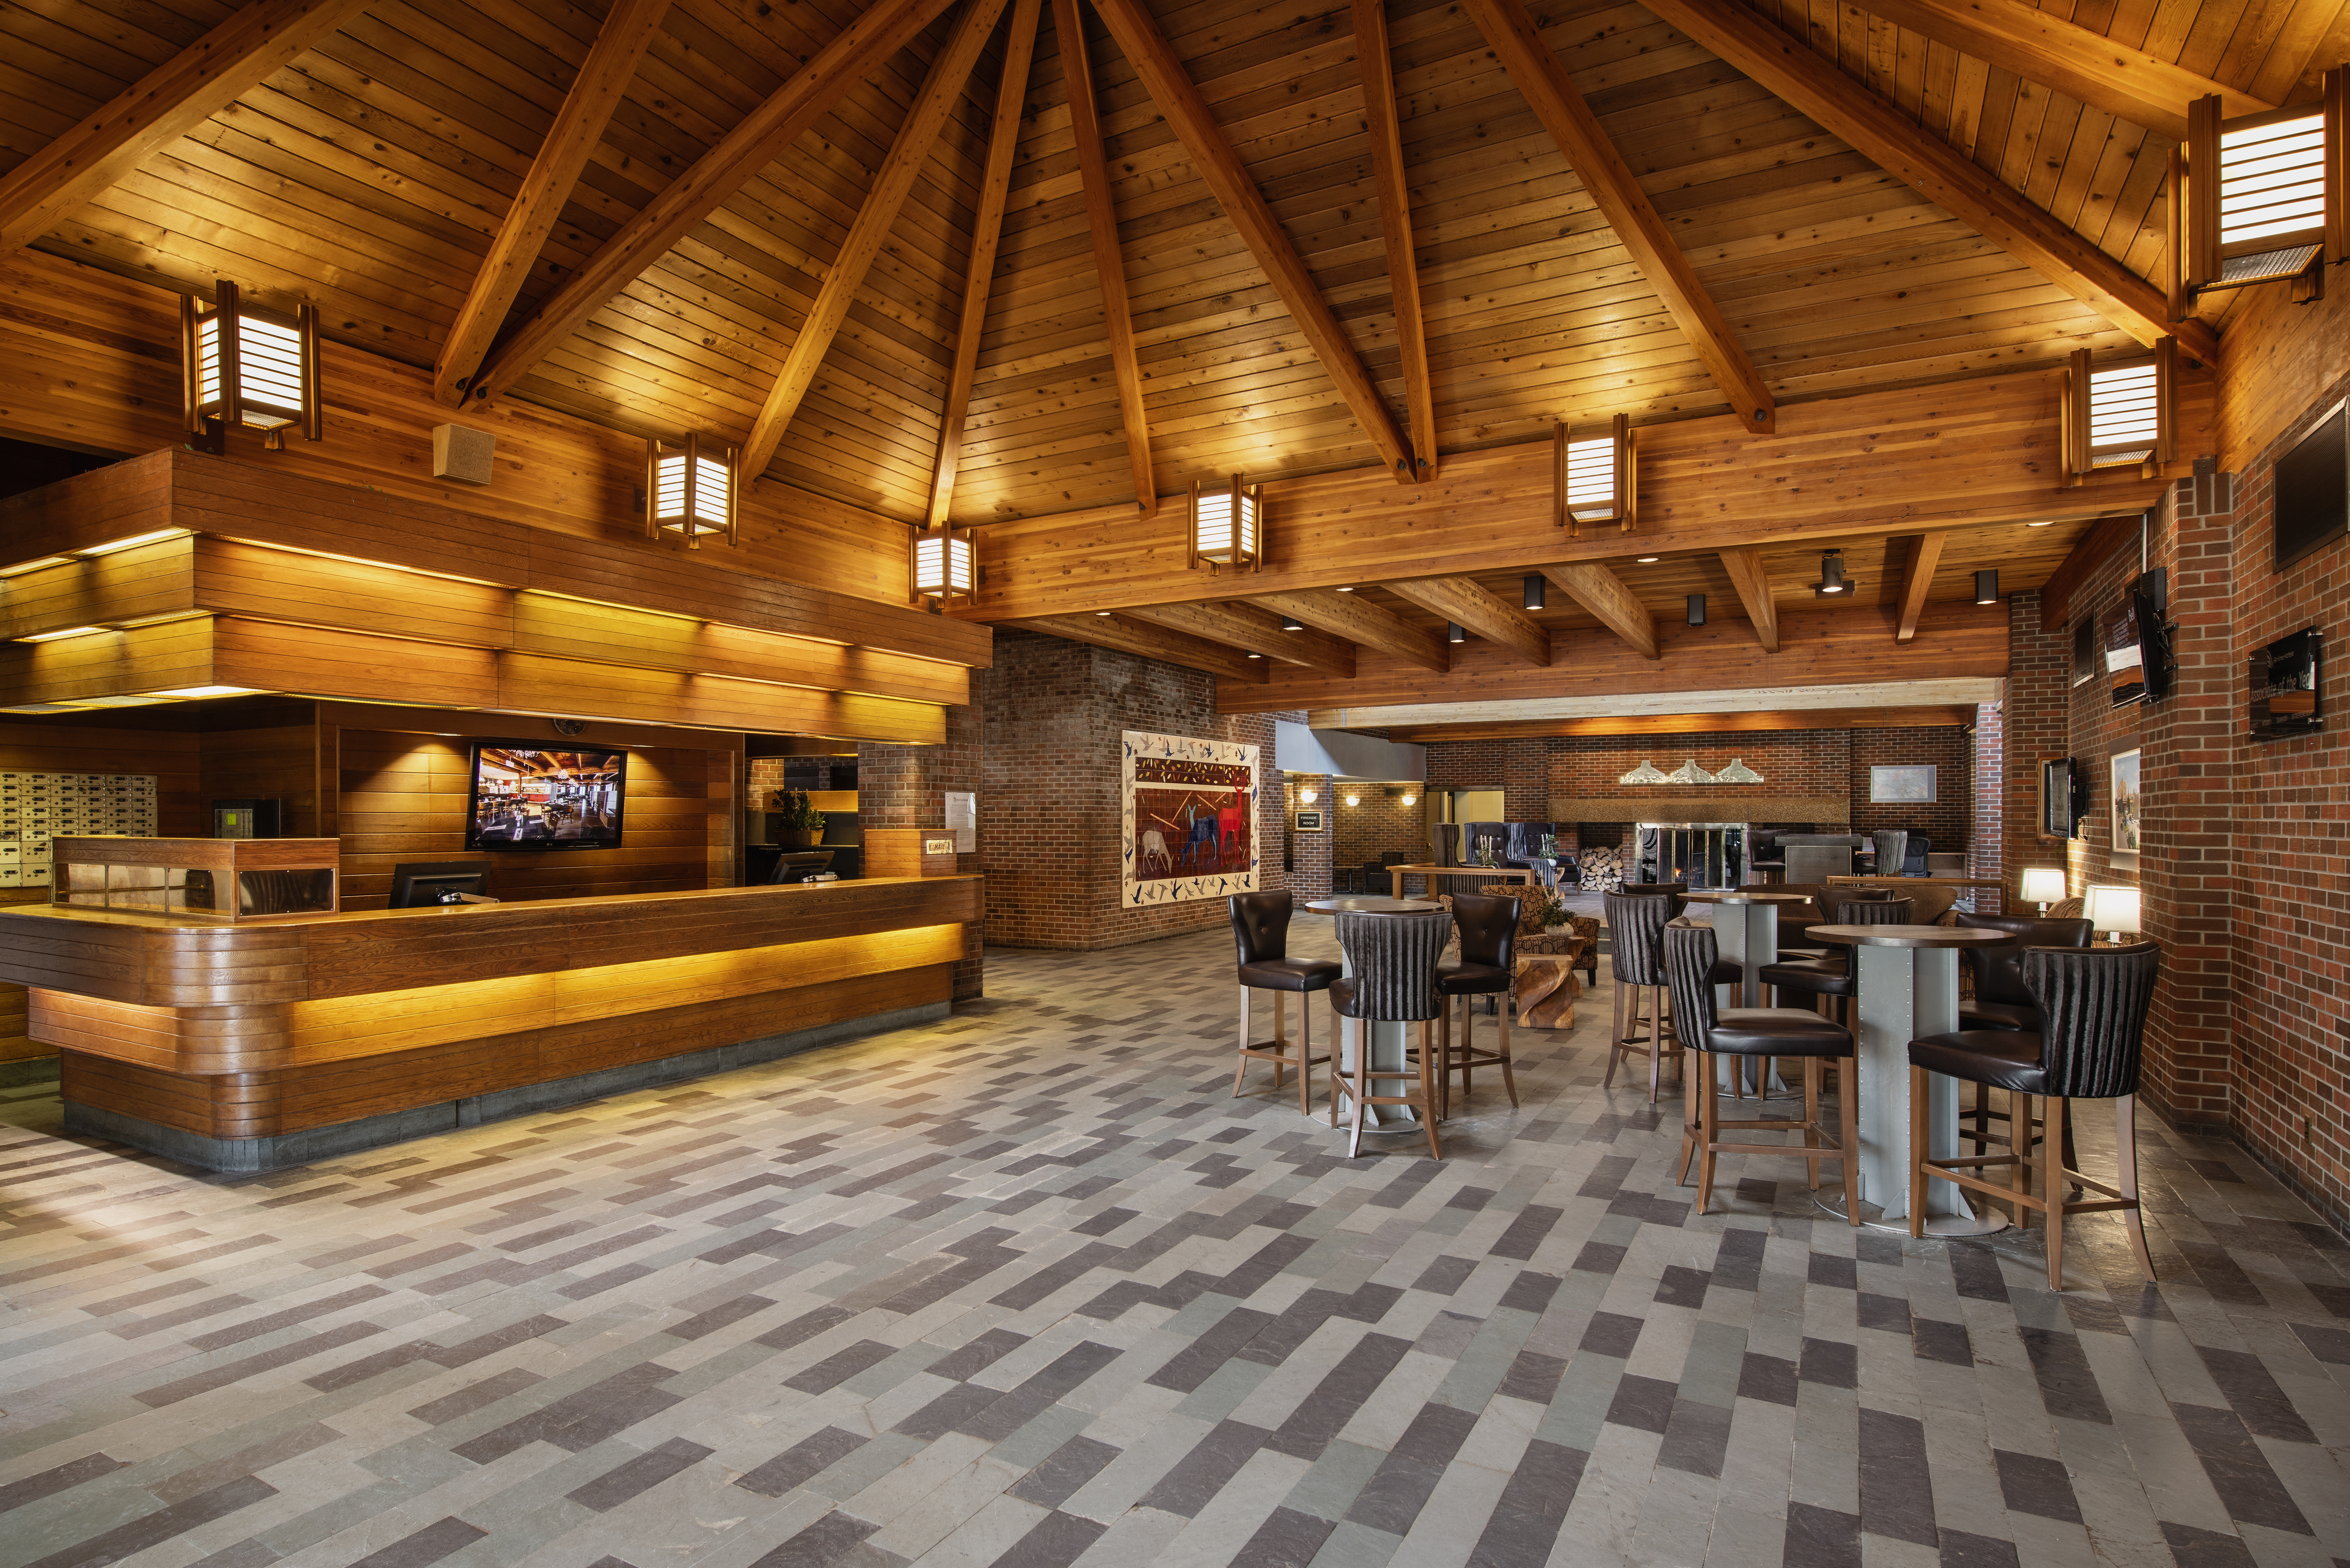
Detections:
52,837,339,920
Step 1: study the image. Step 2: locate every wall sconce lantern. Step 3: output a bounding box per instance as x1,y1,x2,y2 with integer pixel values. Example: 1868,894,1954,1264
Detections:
180,281,321,453
1553,413,1634,536
1189,474,1262,572
911,526,974,603
646,433,740,549
2063,342,2175,483
2173,79,2344,307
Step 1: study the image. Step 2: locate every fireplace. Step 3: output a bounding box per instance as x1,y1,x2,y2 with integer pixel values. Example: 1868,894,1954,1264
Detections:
1635,821,1748,890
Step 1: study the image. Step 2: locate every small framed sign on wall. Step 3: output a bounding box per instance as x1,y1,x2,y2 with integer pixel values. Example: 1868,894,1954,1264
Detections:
1869,764,1937,804
1293,809,1325,832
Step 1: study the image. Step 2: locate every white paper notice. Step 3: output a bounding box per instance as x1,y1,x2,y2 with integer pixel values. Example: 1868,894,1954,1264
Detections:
945,790,976,852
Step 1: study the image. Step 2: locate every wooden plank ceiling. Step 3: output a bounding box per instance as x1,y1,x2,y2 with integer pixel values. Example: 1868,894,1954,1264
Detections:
0,0,2333,720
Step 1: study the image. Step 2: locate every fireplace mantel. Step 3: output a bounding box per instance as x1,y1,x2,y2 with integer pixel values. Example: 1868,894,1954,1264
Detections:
1549,796,1850,823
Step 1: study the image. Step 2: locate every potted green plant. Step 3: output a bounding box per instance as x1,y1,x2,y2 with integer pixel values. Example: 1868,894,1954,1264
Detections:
774,789,826,847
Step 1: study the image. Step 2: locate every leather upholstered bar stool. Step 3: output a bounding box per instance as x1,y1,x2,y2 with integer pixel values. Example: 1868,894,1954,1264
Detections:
1603,890,1684,1100
1437,892,1520,1115
1620,882,1689,912
1950,913,2093,1157
1761,897,1912,1023
1665,920,1861,1221
1228,892,1340,1115
1328,909,1450,1159
1908,943,2162,1290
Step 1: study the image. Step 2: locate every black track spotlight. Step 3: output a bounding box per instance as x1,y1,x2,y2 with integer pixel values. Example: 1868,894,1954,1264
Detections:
1280,615,1303,631
1447,622,1467,644
1811,549,1858,598
1687,593,1707,626
1974,569,1999,605
1523,574,1546,611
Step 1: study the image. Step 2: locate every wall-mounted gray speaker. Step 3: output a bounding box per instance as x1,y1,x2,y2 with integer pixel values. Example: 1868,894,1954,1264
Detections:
431,423,496,485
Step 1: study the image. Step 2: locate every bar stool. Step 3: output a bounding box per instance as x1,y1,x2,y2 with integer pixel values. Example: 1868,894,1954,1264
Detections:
1603,890,1684,1100
1907,943,2162,1290
1227,892,1340,1115
1437,892,1519,1115
1665,920,1860,1221
1951,913,2093,1158
1328,909,1449,1159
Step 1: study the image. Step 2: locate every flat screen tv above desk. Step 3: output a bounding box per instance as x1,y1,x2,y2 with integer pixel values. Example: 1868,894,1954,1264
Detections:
468,741,626,850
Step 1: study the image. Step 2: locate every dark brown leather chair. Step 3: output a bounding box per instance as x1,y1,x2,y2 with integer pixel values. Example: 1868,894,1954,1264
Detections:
1908,943,2161,1290
1760,896,1912,1021
1329,909,1449,1158
1228,892,1340,1115
1436,892,1519,1114
1665,920,1860,1221
1954,913,2095,1031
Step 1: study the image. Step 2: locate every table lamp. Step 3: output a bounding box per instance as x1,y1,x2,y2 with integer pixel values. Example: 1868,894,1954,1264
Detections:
2018,867,2067,914
2083,884,2142,944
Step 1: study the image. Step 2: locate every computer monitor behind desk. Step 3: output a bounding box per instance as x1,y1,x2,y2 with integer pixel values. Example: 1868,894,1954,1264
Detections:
388,861,492,908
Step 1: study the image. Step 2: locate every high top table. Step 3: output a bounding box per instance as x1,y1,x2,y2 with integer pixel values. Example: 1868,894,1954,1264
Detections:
1682,890,1812,1006
1305,896,1449,1129
1807,923,2013,1233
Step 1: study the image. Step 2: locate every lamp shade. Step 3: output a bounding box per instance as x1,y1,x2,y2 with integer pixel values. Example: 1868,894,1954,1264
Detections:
1190,476,1261,570
2018,867,2068,905
181,281,321,451
912,529,973,599
2083,884,2142,935
646,433,739,549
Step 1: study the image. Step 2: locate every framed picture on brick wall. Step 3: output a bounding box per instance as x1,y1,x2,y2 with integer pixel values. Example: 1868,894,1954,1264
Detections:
1121,730,1260,905
1293,809,1324,832
2110,749,2141,856
1869,764,1937,804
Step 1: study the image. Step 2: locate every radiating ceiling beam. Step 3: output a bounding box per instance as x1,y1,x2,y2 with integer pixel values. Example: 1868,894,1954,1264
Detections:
1852,0,2269,142
1385,577,1549,665
1013,614,1269,681
1087,0,1414,477
1378,705,1977,741
1894,533,1945,643
1056,0,1157,516
1643,0,2217,361
742,0,1011,479
1354,0,1437,482
0,0,375,258
1463,0,1774,433
1717,547,1778,652
465,0,960,406
1246,589,1449,671
1539,561,1658,659
1119,601,1357,675
432,0,672,407
927,0,1045,528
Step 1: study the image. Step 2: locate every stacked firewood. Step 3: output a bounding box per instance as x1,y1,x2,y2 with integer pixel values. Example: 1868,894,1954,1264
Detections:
1578,843,1628,890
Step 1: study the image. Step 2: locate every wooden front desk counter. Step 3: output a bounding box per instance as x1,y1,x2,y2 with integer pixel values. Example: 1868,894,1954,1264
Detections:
0,876,980,1171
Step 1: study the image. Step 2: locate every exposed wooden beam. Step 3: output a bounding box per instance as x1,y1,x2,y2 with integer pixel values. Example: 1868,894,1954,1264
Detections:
466,0,960,406
2041,512,2143,629
0,0,375,258
741,0,1011,479
1229,602,2009,714
927,0,1045,528
1717,547,1778,652
1463,0,1774,433
1379,705,1977,742
1893,533,1945,643
431,0,672,408
1853,0,2269,143
1087,0,1413,476
1354,0,1436,482
1055,0,1157,517
1385,577,1549,665
1246,589,1449,672
955,364,2205,621
1119,600,1356,675
1013,614,1269,681
1540,562,1658,659
1641,0,2217,362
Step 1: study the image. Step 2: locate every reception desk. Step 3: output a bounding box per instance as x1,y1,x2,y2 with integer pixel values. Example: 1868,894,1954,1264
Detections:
0,875,981,1171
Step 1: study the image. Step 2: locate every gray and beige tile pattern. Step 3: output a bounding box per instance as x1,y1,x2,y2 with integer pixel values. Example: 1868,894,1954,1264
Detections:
1,924,2346,1568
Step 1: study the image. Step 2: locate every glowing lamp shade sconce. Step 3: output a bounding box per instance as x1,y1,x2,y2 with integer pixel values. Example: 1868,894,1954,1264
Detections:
645,434,739,550
180,281,321,453
1344,792,1360,807
1189,475,1262,572
2083,883,2143,943
2019,866,2068,913
2062,342,2176,484
1811,549,1859,598
1552,413,1634,537
1299,786,1318,804
2173,80,2345,308
911,527,974,603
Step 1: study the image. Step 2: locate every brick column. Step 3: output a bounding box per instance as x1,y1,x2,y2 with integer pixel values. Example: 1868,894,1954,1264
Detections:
1286,772,1332,904
1969,701,2004,912
2002,590,2069,903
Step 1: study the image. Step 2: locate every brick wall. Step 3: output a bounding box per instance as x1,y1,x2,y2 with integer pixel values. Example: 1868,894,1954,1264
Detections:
2002,590,2073,904
1285,772,1333,902
1332,785,1428,883
974,629,1296,951
1970,703,2003,906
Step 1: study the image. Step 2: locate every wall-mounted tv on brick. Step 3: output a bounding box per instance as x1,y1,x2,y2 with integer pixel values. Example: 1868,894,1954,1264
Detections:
466,743,627,850
2274,401,2347,569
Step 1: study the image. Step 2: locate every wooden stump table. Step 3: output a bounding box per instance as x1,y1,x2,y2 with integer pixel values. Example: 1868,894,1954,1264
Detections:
1513,938,1587,1029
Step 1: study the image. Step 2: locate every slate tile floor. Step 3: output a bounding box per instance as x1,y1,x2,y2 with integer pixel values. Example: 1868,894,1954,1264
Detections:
1,923,2346,1568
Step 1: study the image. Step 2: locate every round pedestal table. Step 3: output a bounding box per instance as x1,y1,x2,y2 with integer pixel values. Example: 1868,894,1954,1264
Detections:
1304,897,1449,1131
1806,923,2014,1234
